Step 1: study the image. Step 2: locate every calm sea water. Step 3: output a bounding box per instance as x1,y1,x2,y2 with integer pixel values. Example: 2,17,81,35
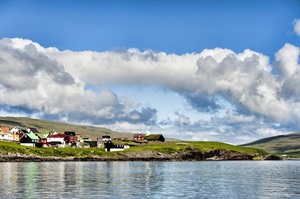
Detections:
0,161,299,199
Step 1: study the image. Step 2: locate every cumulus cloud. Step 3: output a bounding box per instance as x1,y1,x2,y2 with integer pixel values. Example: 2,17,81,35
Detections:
0,38,157,125
0,37,299,142
294,19,300,36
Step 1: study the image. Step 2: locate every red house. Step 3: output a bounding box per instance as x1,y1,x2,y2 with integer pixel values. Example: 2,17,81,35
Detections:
64,131,78,146
134,133,144,141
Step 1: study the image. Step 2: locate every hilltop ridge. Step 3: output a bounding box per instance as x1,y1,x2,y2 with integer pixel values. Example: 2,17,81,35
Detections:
242,132,300,157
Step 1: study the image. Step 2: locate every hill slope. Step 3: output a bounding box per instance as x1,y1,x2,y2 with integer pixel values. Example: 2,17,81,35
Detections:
242,132,300,156
0,116,133,140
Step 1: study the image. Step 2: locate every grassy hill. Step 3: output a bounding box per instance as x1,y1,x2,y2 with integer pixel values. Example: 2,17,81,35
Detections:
0,116,133,140
242,132,300,157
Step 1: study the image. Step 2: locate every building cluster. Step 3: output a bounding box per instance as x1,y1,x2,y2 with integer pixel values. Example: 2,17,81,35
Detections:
0,126,165,152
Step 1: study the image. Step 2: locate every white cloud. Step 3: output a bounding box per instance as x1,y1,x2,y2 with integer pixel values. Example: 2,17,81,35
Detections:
294,19,300,36
0,37,299,142
0,38,157,125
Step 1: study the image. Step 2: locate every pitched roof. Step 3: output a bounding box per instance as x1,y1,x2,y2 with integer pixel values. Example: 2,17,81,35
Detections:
144,134,164,140
37,133,49,139
0,127,10,134
48,134,65,138
26,133,39,140
28,128,39,134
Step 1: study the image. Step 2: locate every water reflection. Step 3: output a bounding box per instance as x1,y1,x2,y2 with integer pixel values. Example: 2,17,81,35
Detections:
0,161,299,198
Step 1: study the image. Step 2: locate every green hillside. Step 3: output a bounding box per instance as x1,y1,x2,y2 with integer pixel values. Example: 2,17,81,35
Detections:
0,116,133,140
242,132,300,157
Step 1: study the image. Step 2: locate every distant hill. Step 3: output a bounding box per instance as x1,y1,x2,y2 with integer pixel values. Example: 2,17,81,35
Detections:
0,116,134,140
242,132,300,156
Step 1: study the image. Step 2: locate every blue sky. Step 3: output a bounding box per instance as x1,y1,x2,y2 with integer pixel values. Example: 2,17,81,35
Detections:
1,0,299,56
0,0,300,144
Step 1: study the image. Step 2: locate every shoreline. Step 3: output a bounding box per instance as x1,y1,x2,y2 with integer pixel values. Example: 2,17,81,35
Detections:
0,150,282,162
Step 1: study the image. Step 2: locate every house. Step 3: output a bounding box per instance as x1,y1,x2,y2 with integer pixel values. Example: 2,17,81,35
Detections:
134,133,144,141
104,140,125,152
36,131,50,147
84,141,98,148
10,128,27,142
144,134,165,142
20,131,40,147
64,131,78,146
76,133,82,141
0,127,12,141
47,133,65,147
10,126,24,141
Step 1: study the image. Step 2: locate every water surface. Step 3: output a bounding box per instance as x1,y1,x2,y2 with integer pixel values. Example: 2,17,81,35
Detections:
0,161,299,198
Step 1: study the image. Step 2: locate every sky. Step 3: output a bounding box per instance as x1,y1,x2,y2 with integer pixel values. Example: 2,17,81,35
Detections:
0,0,300,144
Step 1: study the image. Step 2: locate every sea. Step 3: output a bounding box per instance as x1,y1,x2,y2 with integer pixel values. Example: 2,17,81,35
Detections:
0,161,299,199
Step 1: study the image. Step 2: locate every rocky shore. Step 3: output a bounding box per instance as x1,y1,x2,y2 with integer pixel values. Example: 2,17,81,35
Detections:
0,149,280,162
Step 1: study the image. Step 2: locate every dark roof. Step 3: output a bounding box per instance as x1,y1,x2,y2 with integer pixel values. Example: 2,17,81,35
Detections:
144,134,164,141
65,131,76,136
28,128,39,134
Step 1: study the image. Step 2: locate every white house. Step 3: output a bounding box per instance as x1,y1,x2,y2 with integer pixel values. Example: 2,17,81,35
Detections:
47,133,65,147
0,127,12,141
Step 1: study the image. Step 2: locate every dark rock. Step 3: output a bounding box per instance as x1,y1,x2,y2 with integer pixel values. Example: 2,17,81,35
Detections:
264,154,282,160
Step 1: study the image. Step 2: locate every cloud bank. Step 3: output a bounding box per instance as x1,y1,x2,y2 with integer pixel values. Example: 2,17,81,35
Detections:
0,38,299,143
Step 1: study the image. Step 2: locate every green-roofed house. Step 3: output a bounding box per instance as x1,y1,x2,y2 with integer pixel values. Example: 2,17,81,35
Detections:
36,131,51,147
20,130,40,147
144,134,165,142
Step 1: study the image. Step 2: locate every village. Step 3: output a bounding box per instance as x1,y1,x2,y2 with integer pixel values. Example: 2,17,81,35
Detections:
0,126,165,152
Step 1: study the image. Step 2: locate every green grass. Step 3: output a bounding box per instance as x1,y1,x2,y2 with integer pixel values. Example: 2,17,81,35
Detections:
1,141,267,158
126,141,267,155
0,141,110,158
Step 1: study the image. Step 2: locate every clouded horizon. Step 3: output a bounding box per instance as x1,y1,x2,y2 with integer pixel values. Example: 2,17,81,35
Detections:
0,0,299,144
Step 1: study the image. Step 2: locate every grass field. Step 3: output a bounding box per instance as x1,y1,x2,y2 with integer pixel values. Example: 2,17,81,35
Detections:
0,141,267,158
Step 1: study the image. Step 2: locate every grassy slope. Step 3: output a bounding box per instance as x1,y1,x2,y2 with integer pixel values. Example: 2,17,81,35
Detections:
242,132,300,157
0,141,267,158
127,141,267,155
0,116,133,140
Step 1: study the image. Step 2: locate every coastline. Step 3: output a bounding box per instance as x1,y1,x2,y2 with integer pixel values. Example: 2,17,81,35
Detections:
0,150,281,162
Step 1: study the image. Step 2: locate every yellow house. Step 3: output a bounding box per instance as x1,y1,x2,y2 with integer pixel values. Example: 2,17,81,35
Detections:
9,127,22,141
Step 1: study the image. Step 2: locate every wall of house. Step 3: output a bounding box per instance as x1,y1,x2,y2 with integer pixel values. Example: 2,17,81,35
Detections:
11,134,19,141
20,143,35,147
0,134,12,141
105,148,124,152
47,138,65,143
